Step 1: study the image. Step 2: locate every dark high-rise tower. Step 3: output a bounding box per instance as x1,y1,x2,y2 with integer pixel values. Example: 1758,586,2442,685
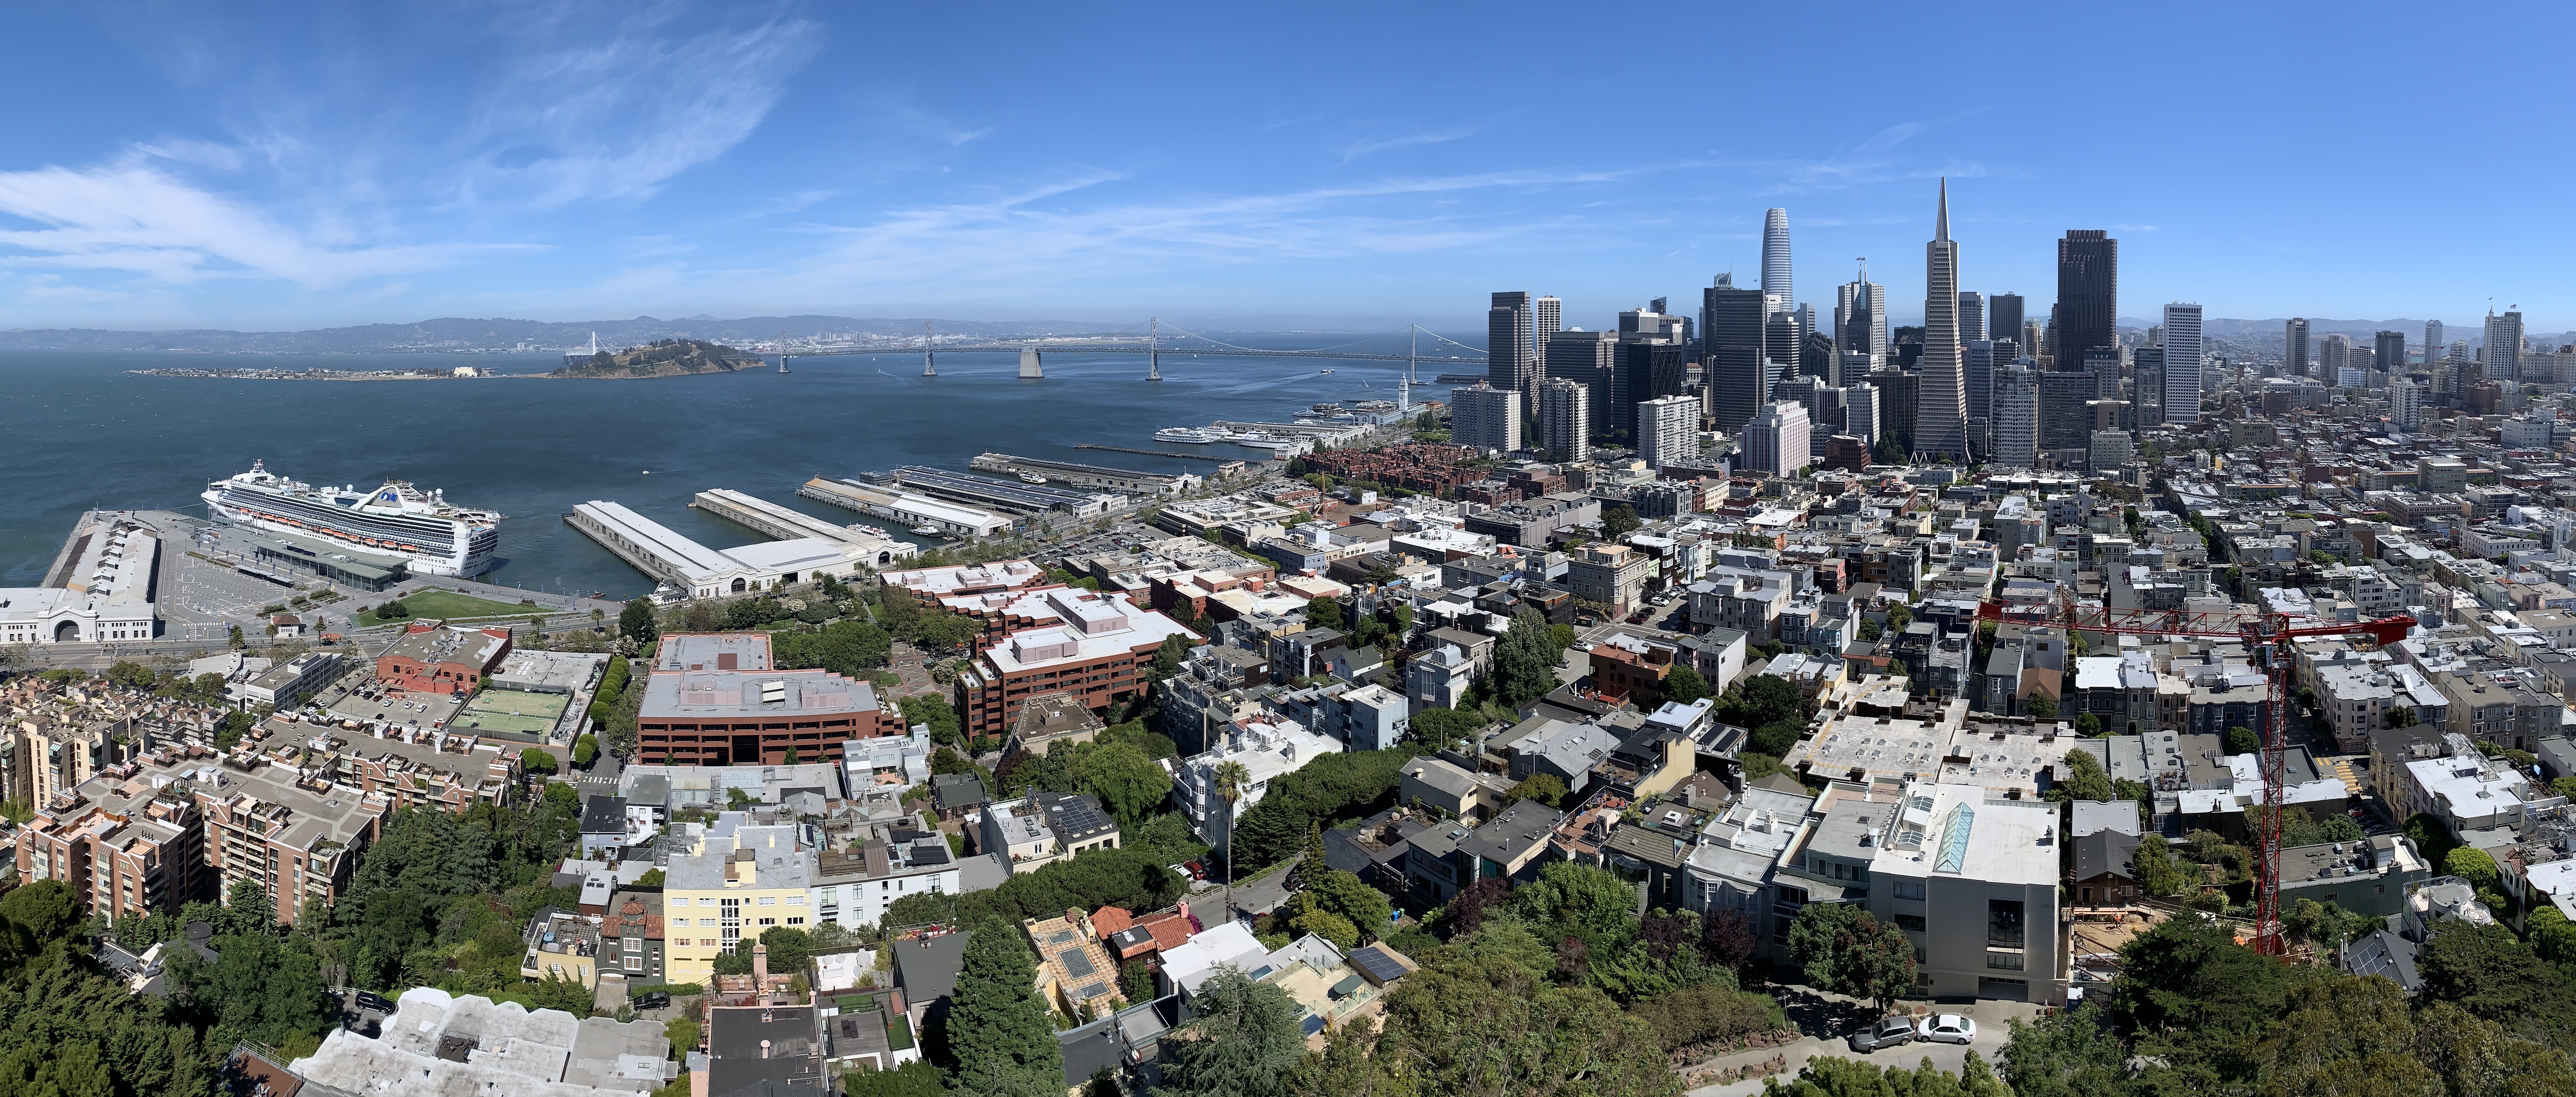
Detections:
1989,294,2025,349
1703,274,1772,432
2374,331,2408,379
1488,292,1534,392
2054,231,2118,371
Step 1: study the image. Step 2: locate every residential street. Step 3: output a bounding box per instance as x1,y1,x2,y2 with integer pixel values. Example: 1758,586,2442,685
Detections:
1685,987,2039,1096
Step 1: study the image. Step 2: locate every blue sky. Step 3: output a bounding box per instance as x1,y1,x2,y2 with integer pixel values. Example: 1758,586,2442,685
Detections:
2,1,2570,333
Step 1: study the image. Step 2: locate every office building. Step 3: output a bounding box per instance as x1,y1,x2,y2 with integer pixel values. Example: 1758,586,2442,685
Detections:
2054,231,2117,371
1762,208,1793,322
1965,339,1996,423
1538,378,1590,461
1545,329,1618,439
1958,291,1986,341
2321,333,2353,385
1741,402,1812,475
953,594,1200,739
2286,318,2310,376
2486,311,2524,382
1992,364,2037,467
2425,320,2443,373
2388,378,2424,433
1835,265,1887,366
1843,383,1880,444
1488,292,1534,392
1450,384,1522,453
2089,429,2134,470
1704,275,1773,431
1766,313,1800,384
2374,331,2407,379
1801,329,1837,386
2163,303,2203,425
1867,369,1917,453
1617,338,1687,440
1533,295,1561,358
1989,293,2024,350
1912,181,1970,461
2133,345,2164,425
2040,371,2098,454
1637,395,1701,469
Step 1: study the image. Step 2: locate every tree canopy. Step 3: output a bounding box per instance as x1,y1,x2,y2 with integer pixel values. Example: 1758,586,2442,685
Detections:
939,921,1062,1096
1157,970,1308,1097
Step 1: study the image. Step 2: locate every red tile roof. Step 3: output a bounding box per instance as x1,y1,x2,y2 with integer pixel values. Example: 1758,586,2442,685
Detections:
1089,905,1136,939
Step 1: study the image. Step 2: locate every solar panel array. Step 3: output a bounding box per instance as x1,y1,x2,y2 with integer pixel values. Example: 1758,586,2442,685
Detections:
1060,950,1098,979
1045,795,1112,836
1347,946,1407,984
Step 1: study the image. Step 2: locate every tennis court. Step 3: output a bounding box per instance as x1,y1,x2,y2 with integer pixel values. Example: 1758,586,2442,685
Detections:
452,688,569,735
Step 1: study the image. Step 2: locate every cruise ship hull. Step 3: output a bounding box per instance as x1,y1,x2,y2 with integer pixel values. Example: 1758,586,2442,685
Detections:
203,463,501,578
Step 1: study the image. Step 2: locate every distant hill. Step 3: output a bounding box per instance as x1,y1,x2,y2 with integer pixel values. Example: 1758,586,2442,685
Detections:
0,314,1127,353
549,338,749,379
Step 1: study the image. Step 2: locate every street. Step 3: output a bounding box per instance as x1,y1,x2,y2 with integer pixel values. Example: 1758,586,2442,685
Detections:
1686,988,2040,1095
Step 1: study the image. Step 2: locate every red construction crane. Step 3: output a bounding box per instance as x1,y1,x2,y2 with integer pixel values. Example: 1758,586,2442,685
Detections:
1975,595,2414,955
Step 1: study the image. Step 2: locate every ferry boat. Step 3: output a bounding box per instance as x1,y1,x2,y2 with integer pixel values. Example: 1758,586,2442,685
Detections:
1227,433,1301,450
1154,427,1220,444
203,460,501,577
910,525,944,537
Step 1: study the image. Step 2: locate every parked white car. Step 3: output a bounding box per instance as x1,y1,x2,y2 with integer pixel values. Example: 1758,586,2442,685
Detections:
1918,1014,1977,1045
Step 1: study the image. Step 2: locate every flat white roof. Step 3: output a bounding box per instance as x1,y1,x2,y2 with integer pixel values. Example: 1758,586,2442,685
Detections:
577,500,738,576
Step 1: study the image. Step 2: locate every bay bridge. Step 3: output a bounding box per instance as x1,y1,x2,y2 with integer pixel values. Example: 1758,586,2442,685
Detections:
768,320,1490,380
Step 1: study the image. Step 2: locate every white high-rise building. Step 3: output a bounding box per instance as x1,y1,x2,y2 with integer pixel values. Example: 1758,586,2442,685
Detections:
1537,378,1590,461
2388,378,2423,433
1636,395,1700,469
1958,291,1986,341
1843,383,1880,444
1762,209,1793,322
1992,364,2038,468
1534,295,1562,359
2161,303,2203,425
1450,385,1522,453
1741,401,1812,475
1912,180,1969,460
2486,310,2525,382
1835,265,1888,366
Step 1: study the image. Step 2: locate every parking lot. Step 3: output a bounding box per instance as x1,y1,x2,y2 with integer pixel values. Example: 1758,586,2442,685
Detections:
1686,991,2040,1096
317,673,469,732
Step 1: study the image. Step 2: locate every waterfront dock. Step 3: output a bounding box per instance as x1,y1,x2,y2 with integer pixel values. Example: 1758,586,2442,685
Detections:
1073,444,1245,466
689,488,917,568
797,477,1012,539
968,453,1203,497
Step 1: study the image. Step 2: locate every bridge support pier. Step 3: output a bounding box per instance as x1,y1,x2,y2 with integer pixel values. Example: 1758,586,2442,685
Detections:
1018,346,1043,379
1147,350,1161,381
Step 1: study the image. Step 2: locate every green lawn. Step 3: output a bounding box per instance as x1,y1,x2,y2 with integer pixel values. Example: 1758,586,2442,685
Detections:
356,589,544,627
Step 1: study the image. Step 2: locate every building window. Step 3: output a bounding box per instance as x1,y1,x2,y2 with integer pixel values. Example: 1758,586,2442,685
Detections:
1895,913,1926,932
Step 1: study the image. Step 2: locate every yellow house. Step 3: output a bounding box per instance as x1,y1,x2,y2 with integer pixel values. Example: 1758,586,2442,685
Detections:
521,909,602,988
662,820,814,984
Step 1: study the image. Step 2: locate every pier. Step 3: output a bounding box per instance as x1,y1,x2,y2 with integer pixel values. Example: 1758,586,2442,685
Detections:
968,453,1202,497
565,501,869,598
689,489,917,567
864,466,1121,517
1074,444,1244,467
797,478,1011,539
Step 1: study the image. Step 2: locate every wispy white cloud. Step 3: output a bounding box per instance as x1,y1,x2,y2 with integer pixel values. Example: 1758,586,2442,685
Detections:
455,8,823,209
1340,126,1479,164
0,157,515,286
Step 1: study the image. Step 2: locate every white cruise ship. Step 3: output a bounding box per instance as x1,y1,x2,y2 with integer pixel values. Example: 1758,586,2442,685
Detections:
203,460,502,577
1225,432,1300,450
1154,427,1220,444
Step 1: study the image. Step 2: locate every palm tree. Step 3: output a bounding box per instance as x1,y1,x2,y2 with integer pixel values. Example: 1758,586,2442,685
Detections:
1214,759,1252,922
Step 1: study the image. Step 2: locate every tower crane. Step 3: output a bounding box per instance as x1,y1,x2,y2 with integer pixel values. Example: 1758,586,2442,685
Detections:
1976,593,2414,955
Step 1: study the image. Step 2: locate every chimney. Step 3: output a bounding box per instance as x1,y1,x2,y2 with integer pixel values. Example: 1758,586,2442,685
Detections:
754,941,770,986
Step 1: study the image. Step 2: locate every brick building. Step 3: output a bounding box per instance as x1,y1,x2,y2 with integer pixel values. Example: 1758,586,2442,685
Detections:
953,597,1200,738
374,623,513,696
13,789,205,922
635,633,906,766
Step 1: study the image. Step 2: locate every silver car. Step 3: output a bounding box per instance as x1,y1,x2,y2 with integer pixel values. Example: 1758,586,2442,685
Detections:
1918,1014,1977,1045
1848,1016,1918,1052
